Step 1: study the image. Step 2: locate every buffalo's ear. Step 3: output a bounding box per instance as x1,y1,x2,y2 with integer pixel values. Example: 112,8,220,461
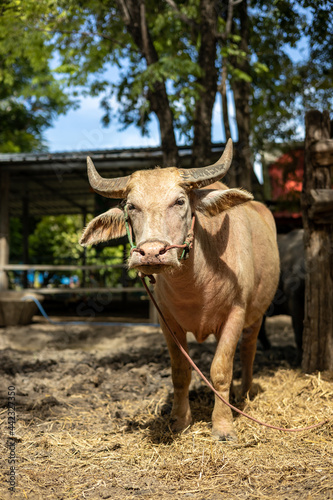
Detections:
80,208,126,246
194,188,253,217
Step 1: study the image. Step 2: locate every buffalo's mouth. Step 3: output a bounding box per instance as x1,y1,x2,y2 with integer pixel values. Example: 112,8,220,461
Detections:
128,256,181,275
133,263,173,275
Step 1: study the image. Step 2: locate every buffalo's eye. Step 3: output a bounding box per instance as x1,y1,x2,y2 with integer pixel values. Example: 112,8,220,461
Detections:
127,203,136,211
175,198,185,206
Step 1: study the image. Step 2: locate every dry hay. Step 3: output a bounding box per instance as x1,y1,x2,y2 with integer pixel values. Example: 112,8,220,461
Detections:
0,320,332,499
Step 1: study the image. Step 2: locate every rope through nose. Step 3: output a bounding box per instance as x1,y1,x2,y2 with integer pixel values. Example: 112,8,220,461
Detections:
126,211,195,261
142,214,195,260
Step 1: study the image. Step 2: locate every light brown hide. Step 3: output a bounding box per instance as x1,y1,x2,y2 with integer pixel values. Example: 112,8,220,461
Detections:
80,169,279,441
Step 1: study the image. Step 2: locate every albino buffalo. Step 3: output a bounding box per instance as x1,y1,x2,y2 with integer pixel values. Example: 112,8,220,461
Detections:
80,139,279,441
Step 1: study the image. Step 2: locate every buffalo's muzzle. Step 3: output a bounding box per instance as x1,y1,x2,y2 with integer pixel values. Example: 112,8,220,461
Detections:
129,240,179,273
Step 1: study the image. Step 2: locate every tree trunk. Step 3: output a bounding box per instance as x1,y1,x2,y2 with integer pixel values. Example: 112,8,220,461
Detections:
301,110,333,372
220,60,231,142
192,0,218,168
217,0,234,143
230,0,252,190
116,0,178,166
148,84,179,166
22,192,29,288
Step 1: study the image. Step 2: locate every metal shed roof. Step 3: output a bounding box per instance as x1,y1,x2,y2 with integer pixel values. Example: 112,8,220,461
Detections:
0,144,225,217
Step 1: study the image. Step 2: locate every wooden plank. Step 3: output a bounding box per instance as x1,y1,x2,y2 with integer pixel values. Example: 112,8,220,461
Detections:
148,292,159,324
310,138,333,153
308,212,333,224
308,189,333,222
22,286,157,324
22,287,147,295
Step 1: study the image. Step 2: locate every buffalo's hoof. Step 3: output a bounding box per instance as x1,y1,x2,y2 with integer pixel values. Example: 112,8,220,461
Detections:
170,412,192,433
212,428,238,442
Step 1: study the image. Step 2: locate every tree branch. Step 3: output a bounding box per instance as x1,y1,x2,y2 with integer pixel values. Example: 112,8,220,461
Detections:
215,0,243,41
117,0,131,25
140,1,151,63
164,0,198,30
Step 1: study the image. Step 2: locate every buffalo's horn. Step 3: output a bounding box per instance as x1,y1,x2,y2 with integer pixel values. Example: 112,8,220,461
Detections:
87,156,130,199
178,138,233,188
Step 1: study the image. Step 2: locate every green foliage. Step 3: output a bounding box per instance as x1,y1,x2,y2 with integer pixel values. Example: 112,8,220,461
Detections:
29,215,87,264
28,0,332,149
1,0,332,155
0,0,73,152
27,214,127,287
249,0,333,150
9,213,132,287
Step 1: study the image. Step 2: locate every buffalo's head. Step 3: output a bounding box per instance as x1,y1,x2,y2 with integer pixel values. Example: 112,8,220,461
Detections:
80,139,253,275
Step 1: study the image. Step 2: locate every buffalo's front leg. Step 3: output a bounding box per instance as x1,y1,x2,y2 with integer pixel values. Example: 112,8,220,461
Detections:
211,308,246,441
160,321,192,432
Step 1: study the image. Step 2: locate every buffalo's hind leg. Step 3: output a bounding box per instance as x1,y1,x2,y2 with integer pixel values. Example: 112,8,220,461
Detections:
160,321,192,432
240,317,262,397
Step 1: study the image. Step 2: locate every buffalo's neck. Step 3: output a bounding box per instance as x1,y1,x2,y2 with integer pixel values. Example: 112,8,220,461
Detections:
155,214,233,309
154,247,233,340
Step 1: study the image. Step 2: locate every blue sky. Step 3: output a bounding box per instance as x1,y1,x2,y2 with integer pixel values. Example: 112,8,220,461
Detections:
44,58,239,152
44,31,308,155
44,92,229,153
43,89,258,180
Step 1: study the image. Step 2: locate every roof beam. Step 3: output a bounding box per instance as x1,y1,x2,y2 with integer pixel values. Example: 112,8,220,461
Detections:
32,177,87,211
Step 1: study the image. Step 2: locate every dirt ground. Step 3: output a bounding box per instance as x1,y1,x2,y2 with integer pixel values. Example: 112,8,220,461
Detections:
0,310,332,499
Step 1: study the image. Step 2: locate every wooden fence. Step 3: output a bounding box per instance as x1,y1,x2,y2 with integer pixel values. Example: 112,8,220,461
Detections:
302,110,333,372
0,263,158,323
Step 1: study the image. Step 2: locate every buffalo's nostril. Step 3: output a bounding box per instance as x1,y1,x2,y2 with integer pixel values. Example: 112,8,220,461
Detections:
159,248,167,255
136,248,145,256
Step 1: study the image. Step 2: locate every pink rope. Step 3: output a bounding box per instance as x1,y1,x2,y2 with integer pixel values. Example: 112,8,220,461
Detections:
141,276,329,434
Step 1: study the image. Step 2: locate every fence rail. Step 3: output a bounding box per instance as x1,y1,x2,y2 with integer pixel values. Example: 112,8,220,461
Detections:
21,287,143,294
0,263,159,323
0,264,124,271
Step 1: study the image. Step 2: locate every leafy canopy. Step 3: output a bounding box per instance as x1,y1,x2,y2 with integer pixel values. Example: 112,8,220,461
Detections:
2,0,332,150
249,0,333,149
0,1,73,152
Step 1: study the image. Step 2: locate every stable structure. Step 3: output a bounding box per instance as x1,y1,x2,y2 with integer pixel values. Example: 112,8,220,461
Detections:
302,110,333,372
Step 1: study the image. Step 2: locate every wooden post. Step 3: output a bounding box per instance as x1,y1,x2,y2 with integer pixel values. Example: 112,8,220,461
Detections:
121,244,127,306
82,209,87,287
149,296,159,324
0,170,10,290
23,192,30,288
301,110,333,372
